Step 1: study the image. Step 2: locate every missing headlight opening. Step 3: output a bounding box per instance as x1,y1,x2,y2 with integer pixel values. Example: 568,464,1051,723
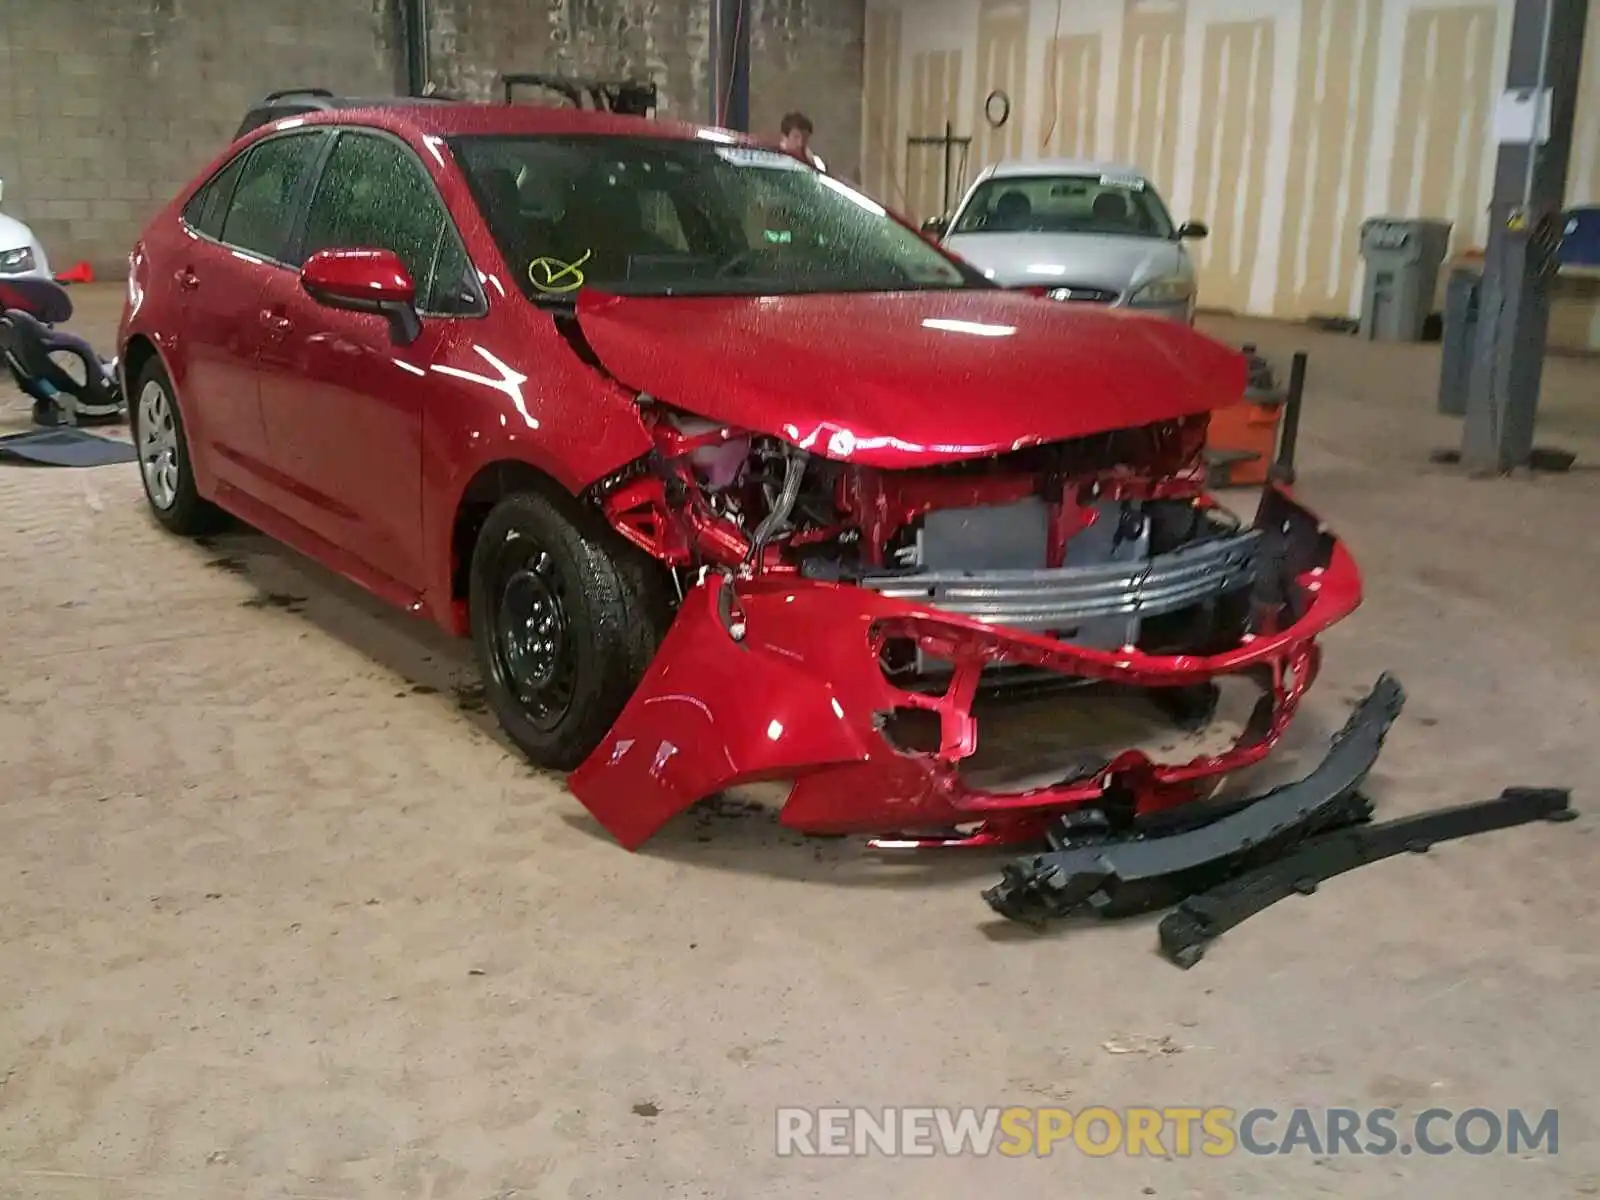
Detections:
574,401,1355,851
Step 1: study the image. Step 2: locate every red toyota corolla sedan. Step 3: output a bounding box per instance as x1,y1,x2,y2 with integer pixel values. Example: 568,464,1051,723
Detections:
119,103,1363,850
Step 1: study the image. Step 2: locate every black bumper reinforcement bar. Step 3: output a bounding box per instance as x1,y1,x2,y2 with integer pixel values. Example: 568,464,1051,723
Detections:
982,672,1407,924
1157,786,1575,968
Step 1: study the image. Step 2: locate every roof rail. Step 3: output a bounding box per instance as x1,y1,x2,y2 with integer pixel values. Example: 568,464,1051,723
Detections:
261,87,335,102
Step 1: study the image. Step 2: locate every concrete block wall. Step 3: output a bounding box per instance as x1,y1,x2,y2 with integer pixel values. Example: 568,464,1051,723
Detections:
428,0,863,175
423,0,710,118
748,0,864,181
0,0,866,279
0,0,398,278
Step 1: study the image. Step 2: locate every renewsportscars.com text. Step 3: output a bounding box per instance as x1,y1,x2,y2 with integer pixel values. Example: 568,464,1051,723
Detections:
774,1105,1560,1158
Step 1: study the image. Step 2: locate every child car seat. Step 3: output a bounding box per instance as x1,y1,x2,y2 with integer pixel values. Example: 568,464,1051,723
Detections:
0,278,125,427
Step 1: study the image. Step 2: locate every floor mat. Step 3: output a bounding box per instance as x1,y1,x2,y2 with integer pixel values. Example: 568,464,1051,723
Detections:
0,427,138,467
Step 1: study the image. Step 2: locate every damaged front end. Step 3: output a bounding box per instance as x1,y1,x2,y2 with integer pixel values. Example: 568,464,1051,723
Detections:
568,399,1362,850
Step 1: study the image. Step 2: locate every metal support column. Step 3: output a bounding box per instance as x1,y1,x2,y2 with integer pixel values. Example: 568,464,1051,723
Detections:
398,0,430,96
709,0,751,131
1461,0,1589,472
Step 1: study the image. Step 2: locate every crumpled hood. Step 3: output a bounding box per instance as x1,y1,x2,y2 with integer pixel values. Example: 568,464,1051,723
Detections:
574,288,1243,468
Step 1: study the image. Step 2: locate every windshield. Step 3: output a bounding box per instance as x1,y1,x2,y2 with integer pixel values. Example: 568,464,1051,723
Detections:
449,134,982,300
951,173,1176,239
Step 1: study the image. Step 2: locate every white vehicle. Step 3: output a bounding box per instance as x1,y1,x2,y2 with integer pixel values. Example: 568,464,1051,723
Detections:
924,158,1207,323
0,178,52,282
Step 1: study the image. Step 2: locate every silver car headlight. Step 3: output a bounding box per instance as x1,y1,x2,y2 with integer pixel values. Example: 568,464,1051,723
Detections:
1127,276,1194,306
0,246,37,275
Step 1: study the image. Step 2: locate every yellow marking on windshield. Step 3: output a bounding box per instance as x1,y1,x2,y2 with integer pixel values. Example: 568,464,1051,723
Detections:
527,250,592,294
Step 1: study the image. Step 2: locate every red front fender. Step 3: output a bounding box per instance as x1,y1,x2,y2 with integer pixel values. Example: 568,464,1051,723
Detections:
566,581,874,848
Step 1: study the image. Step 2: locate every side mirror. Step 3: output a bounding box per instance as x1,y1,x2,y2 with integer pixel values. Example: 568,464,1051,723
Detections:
1178,221,1209,240
300,247,421,345
921,216,950,239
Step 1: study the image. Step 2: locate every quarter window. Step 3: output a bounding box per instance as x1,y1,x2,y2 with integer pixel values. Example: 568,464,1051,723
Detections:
218,131,324,260
181,153,248,241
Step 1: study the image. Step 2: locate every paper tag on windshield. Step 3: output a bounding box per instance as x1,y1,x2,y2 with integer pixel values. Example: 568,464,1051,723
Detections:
1099,173,1147,190
715,146,806,170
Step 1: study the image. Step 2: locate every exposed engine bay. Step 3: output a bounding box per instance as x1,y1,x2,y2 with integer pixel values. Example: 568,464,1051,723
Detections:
566,393,1360,852
595,403,1295,673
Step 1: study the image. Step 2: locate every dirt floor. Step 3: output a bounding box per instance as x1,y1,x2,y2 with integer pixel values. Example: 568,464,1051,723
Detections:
2,285,1598,1199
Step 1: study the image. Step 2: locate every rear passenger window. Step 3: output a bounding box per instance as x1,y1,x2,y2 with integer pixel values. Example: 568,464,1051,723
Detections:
181,153,248,241
219,131,323,261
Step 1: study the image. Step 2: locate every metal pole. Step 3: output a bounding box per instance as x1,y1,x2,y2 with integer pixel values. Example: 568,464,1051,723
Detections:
728,0,750,131
709,0,752,131
399,0,429,95
941,120,954,218
1269,352,1308,485
1461,0,1588,472
1520,0,1556,211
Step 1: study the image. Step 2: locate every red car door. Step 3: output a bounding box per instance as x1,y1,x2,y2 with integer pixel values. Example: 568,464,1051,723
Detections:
253,128,485,593
168,128,327,499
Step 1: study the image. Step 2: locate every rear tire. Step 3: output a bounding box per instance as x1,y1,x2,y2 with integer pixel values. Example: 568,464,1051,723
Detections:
469,489,670,770
130,359,228,536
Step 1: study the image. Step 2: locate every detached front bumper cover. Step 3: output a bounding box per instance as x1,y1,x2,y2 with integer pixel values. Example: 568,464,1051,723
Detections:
570,483,1361,850
982,672,1407,922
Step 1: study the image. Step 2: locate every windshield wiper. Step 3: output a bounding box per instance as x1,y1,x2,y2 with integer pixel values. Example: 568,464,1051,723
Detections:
531,292,579,312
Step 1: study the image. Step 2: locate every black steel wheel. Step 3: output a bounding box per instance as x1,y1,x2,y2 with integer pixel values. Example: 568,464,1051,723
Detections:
488,546,579,732
469,489,670,770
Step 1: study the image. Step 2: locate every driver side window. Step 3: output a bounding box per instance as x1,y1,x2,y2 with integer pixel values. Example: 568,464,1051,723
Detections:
299,130,483,316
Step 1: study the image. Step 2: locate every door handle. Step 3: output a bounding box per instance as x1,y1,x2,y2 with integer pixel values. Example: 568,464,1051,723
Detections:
174,267,199,291
259,309,293,335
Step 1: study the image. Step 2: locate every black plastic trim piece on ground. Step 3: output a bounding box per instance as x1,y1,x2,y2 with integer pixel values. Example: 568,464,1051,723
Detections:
1157,786,1575,968
982,672,1407,924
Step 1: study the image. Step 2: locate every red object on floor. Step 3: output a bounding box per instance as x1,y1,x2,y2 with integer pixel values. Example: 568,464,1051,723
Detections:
54,262,94,285
1206,397,1283,486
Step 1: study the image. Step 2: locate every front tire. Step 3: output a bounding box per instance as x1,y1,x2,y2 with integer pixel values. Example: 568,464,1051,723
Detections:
469,490,670,770
130,359,227,536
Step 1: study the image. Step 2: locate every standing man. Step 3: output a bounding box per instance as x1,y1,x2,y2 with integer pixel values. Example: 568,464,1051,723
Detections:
779,111,828,174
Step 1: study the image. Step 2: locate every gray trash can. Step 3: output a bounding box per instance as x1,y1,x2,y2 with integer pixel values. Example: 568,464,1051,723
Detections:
1358,217,1453,342
1436,263,1482,415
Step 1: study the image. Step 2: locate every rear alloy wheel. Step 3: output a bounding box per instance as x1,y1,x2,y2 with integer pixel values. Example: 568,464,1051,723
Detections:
137,380,180,509
469,490,669,770
130,360,227,536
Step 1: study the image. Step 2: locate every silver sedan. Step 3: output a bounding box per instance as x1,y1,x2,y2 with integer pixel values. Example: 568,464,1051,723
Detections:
926,158,1207,323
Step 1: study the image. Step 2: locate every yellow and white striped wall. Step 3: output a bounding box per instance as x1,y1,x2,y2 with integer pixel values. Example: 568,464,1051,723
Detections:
860,0,1600,325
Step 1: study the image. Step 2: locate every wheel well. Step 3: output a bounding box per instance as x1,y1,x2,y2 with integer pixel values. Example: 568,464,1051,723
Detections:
449,460,571,610
121,334,159,394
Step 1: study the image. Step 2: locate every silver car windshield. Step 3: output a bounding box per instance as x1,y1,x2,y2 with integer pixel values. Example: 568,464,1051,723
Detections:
952,174,1176,240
